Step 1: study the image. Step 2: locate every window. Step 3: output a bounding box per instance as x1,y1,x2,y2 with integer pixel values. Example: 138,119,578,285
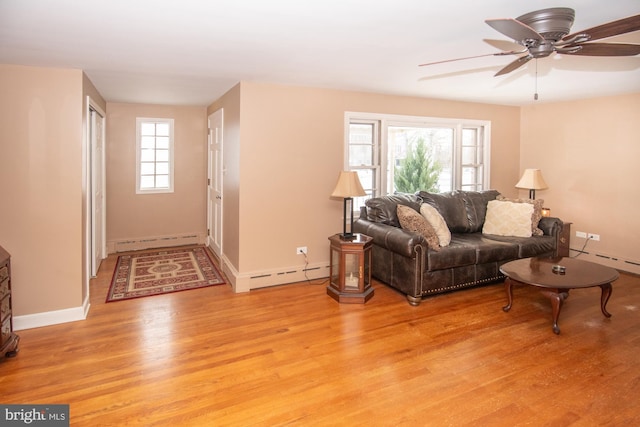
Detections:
345,112,490,211
136,118,174,194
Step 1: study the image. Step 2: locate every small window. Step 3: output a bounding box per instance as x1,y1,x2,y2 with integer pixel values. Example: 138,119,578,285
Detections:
136,118,174,194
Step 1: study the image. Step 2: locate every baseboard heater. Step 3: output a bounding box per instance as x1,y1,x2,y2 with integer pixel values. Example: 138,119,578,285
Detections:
250,265,330,280
112,234,201,252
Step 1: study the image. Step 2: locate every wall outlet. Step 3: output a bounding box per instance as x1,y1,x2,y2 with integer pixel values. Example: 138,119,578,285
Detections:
576,231,587,238
296,246,308,255
588,233,600,241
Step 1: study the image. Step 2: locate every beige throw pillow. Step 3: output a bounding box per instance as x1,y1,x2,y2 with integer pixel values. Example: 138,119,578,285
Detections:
482,200,534,237
420,203,451,246
397,205,441,251
496,195,544,236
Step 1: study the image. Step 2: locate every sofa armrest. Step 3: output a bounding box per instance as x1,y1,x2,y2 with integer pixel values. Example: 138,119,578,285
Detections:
353,218,426,258
538,217,563,237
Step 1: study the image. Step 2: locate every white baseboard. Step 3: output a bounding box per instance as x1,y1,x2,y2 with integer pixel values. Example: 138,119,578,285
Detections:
13,295,91,331
107,232,206,253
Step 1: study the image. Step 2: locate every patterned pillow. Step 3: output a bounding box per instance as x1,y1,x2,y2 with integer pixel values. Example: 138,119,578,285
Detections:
497,195,544,236
482,200,534,237
420,203,451,247
397,205,441,251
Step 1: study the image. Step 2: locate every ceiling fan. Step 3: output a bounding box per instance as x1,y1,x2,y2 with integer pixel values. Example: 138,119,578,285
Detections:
419,8,640,76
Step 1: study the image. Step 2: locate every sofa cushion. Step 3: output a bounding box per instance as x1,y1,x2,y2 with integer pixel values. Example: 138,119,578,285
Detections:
462,190,500,232
482,200,534,237
397,205,440,251
418,190,499,233
418,191,469,232
484,234,556,258
365,193,422,227
420,203,451,246
496,195,544,236
426,235,477,271
454,233,519,264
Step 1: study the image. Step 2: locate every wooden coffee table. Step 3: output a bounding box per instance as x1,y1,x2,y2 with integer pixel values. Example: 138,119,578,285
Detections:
500,257,619,334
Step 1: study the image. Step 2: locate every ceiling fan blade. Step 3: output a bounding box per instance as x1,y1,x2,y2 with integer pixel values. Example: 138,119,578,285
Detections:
485,18,543,43
563,14,640,42
494,55,533,76
483,39,522,52
563,42,640,56
418,50,525,67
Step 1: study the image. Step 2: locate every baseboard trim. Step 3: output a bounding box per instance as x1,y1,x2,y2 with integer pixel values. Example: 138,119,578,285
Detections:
107,232,206,253
13,295,90,331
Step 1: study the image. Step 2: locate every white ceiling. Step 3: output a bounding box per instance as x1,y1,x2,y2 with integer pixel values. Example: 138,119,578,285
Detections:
1,0,639,107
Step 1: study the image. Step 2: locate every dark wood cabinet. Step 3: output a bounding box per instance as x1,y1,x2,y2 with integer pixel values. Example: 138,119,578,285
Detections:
327,233,374,304
557,222,572,258
1,245,19,359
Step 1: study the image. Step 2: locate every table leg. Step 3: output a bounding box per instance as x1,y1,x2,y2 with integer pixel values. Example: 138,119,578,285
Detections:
540,289,568,335
503,278,513,312
599,283,612,318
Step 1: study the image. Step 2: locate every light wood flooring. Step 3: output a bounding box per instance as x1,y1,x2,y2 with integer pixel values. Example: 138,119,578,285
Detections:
2,248,640,426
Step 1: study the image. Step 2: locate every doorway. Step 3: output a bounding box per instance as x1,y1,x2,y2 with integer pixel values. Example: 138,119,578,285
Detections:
207,109,223,258
86,98,106,288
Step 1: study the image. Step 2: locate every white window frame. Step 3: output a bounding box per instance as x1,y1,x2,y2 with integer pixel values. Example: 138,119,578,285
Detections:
344,112,491,202
136,117,175,194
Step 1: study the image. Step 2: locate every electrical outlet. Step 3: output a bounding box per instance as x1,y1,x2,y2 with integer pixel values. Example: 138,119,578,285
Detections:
296,246,308,255
576,231,587,238
588,233,600,241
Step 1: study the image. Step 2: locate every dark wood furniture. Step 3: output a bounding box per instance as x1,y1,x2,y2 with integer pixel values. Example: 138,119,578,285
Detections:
557,222,571,257
500,256,618,334
1,245,19,358
327,233,373,304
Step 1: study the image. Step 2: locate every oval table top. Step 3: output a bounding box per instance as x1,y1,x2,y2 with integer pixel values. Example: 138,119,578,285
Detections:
500,257,619,289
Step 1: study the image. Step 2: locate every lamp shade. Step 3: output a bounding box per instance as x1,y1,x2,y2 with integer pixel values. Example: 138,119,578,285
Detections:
515,169,548,191
331,171,366,198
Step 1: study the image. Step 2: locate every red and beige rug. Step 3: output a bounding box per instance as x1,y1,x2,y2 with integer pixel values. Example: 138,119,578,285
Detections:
106,246,225,302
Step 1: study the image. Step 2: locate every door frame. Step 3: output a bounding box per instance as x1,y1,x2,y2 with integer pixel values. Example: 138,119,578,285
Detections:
207,109,224,258
84,96,106,298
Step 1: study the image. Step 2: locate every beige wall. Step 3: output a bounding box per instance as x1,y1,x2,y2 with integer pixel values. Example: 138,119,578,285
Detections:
0,64,86,319
521,93,640,274
106,103,208,251
4,62,635,324
208,81,521,291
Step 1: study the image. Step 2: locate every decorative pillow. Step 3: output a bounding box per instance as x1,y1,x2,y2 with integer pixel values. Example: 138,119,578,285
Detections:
397,205,441,251
420,203,451,247
496,195,544,236
482,200,534,237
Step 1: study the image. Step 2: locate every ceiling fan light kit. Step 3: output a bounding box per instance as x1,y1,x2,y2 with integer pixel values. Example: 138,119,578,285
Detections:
420,7,640,82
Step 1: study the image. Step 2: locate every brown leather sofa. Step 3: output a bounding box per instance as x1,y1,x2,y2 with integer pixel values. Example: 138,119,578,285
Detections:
353,190,564,305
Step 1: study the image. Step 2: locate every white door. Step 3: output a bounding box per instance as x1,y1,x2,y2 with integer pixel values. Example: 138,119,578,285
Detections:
208,109,223,257
90,107,106,277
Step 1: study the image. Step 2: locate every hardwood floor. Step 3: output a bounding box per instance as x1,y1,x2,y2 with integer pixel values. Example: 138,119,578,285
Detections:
2,248,640,426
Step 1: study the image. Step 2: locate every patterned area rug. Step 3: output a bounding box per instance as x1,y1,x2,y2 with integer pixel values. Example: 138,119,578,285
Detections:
106,246,225,302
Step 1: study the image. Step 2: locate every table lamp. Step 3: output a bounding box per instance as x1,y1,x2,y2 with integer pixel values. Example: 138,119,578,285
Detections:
331,171,366,239
515,168,548,199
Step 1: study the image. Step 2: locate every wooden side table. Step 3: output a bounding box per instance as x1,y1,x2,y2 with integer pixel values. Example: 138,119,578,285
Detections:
327,233,373,304
557,222,572,257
